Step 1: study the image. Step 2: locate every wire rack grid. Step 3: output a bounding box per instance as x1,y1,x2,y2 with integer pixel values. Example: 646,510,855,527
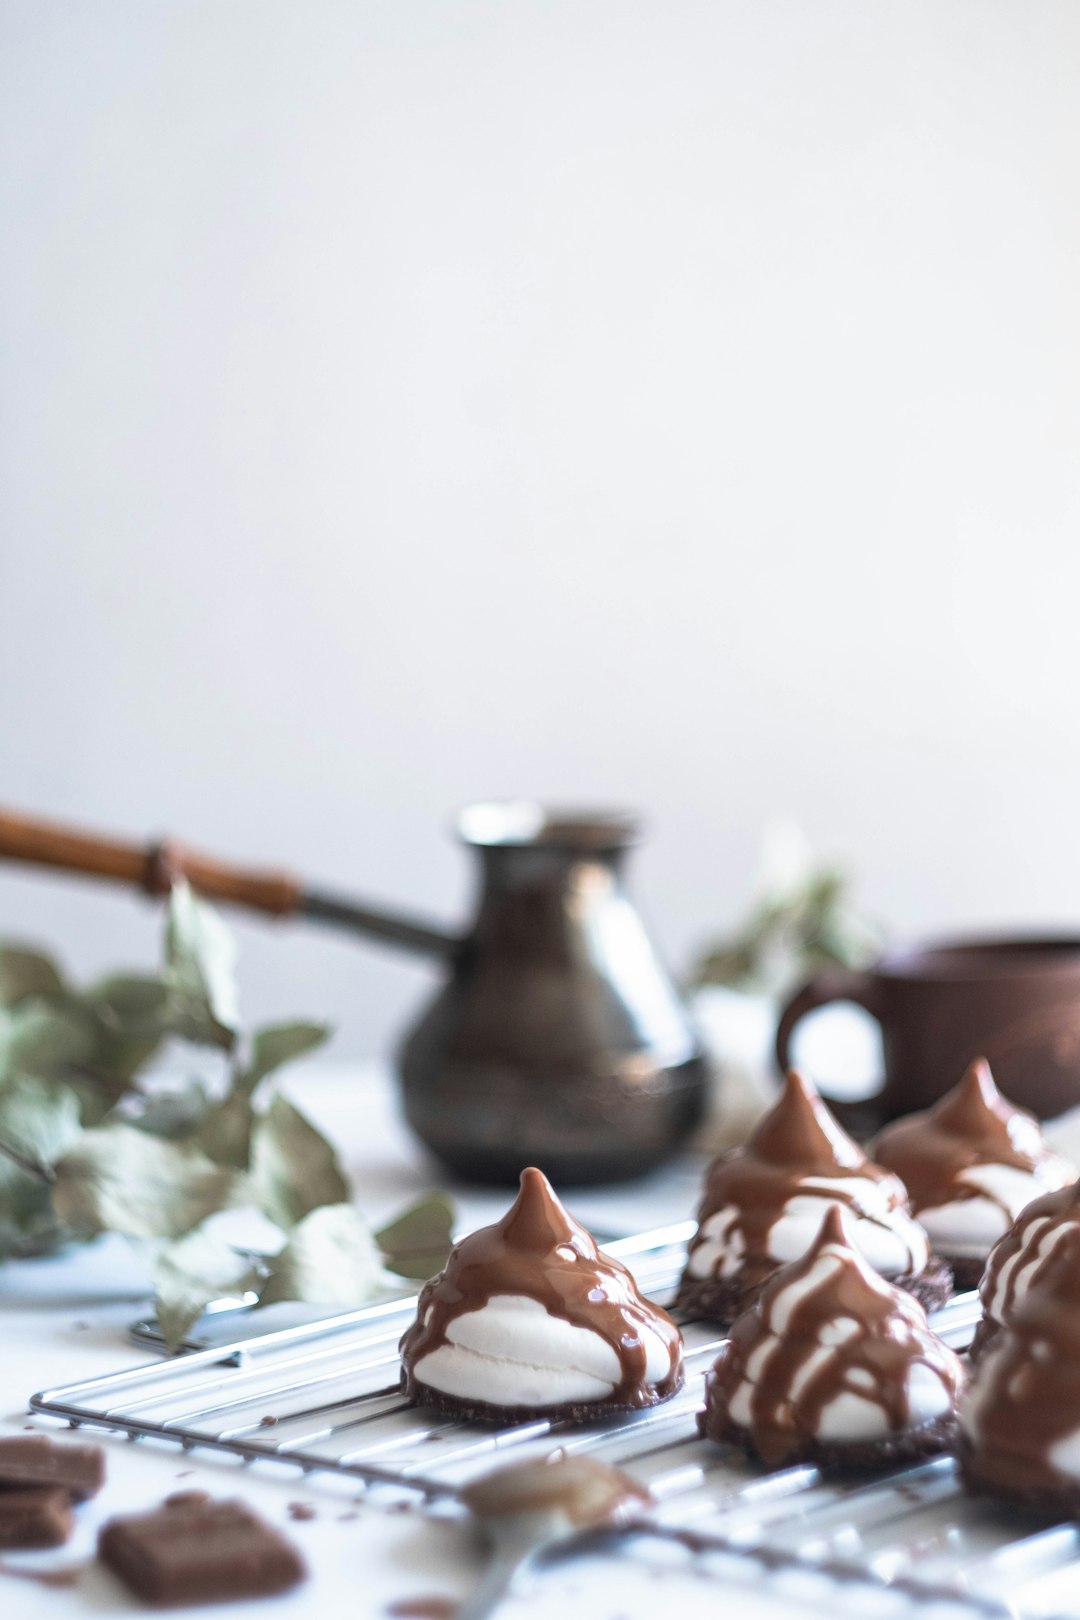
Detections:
29,1221,1080,1620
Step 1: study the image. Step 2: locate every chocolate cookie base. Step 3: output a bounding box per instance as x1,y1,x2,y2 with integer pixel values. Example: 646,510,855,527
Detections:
677,1255,954,1326
401,1370,684,1427
900,1255,955,1314
959,1437,1080,1516
701,1408,959,1470
674,1273,755,1328
938,1255,986,1294
967,1316,1001,1363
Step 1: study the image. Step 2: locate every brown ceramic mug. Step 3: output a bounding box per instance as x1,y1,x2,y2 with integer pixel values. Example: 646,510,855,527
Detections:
775,937,1080,1127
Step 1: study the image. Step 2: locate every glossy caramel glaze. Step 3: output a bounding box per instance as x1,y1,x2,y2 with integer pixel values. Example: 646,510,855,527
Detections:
685,1069,926,1290
703,1207,963,1467
399,1168,683,1408
963,1222,1080,1498
871,1059,1069,1213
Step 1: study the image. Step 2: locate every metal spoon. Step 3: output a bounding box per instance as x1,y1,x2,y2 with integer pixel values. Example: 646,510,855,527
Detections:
455,1502,568,1620
457,1452,653,1620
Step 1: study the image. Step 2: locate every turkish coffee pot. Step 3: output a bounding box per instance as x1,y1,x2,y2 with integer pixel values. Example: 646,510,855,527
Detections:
0,803,708,1184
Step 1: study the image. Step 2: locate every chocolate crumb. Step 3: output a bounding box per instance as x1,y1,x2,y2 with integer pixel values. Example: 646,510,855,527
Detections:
386,1599,458,1620
259,1416,279,1428
165,1491,212,1509
287,1503,316,1521
0,1561,82,1588
338,1511,359,1522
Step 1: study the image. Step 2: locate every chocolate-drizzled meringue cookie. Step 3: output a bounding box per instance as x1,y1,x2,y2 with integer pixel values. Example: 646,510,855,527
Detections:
872,1060,1075,1292
969,1179,1080,1361
678,1070,949,1324
961,1223,1080,1513
701,1206,965,1468
399,1168,684,1423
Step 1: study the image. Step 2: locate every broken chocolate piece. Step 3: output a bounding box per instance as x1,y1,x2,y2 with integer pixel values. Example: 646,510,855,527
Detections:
0,1436,105,1501
0,1487,74,1549
98,1495,306,1606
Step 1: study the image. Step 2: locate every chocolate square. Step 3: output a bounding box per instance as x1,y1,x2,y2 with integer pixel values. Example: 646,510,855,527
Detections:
98,1496,306,1607
0,1435,105,1501
0,1486,74,1549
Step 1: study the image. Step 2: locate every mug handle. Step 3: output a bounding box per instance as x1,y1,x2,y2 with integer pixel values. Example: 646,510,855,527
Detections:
775,967,885,1100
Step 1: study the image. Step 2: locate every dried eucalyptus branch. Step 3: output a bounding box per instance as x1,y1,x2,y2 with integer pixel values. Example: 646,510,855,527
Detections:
0,886,455,1349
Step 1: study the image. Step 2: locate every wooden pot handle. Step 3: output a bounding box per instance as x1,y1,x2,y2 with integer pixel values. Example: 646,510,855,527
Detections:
0,807,302,919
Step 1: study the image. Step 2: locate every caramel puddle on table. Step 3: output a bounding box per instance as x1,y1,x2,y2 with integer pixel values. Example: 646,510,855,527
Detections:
386,1597,458,1619
0,1561,84,1588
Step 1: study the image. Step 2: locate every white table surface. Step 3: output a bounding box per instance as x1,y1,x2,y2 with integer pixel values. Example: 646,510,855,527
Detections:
0,1062,752,1620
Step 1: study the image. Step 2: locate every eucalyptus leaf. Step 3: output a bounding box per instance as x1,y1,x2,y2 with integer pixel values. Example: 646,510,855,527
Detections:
0,1073,81,1172
88,975,170,1025
241,1022,330,1094
0,998,95,1081
251,1094,348,1228
0,1151,51,1224
52,1126,242,1240
0,897,349,1273
692,841,880,997
89,1030,165,1090
154,1223,259,1352
0,947,65,1007
0,1076,81,1258
0,1128,66,1258
259,1204,387,1309
375,1193,455,1280
0,1188,70,1260
164,882,240,1047
197,1090,256,1169
121,1080,210,1140
85,974,170,1083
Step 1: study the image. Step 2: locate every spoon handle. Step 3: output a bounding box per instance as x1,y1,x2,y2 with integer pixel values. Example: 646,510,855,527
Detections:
455,1548,533,1620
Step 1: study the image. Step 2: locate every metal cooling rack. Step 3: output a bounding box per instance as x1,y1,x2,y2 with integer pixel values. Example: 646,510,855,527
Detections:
30,1222,1080,1619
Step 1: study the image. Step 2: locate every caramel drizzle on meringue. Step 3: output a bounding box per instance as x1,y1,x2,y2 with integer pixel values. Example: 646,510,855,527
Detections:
688,1070,919,1288
871,1059,1060,1214
399,1168,683,1408
964,1222,1080,1495
704,1207,962,1466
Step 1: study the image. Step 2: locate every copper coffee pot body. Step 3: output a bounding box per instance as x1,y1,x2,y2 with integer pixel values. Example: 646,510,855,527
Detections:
0,802,709,1185
399,807,708,1184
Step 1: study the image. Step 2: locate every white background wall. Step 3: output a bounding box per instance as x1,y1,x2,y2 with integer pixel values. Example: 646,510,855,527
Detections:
2,1,1078,1062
